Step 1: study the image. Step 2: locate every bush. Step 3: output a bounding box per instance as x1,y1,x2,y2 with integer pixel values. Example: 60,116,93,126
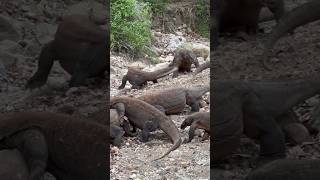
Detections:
142,0,169,16
111,0,152,54
194,0,209,38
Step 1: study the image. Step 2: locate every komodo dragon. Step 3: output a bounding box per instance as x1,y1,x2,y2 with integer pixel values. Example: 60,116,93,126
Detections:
118,65,178,89
212,80,286,163
194,61,210,75
246,159,320,180
261,0,320,70
0,112,108,180
110,96,182,160
138,85,210,115
213,78,320,162
212,0,285,48
26,14,108,89
181,112,210,142
0,149,29,180
168,49,199,78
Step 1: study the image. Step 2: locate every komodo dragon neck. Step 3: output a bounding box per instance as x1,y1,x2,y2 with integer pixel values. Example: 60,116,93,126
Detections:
264,0,320,52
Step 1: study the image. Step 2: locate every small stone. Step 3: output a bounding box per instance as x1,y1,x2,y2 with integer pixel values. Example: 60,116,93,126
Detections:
129,174,137,179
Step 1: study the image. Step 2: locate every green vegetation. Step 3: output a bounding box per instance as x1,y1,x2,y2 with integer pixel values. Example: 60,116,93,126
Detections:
194,0,209,38
142,0,169,15
111,0,152,54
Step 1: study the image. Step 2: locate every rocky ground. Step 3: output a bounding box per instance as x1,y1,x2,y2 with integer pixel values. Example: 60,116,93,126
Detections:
0,0,107,179
110,30,210,179
213,0,320,179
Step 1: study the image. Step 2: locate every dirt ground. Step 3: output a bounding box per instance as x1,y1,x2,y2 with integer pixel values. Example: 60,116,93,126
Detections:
213,0,320,179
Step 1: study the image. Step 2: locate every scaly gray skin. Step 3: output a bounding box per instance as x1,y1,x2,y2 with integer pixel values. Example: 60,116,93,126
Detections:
110,96,182,160
180,112,210,142
0,112,108,180
138,85,210,115
118,66,178,89
169,49,199,78
0,150,29,180
212,80,286,163
261,0,320,70
212,0,284,48
26,15,108,89
194,61,210,75
246,159,320,180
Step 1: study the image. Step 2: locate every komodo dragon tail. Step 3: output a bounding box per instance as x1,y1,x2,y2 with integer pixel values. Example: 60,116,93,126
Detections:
194,61,210,75
261,0,320,70
153,119,182,161
153,66,179,79
153,138,182,161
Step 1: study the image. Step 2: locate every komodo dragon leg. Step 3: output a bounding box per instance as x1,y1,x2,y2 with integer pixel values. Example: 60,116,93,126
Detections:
122,120,138,137
141,119,159,142
187,122,198,142
26,41,55,89
110,125,124,147
2,128,48,180
277,110,310,144
245,91,286,163
112,102,137,136
118,75,128,89
186,96,201,112
201,132,210,141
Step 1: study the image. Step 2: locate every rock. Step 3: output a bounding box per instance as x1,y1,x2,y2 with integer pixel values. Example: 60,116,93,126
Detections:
0,50,18,70
166,34,186,52
0,15,20,41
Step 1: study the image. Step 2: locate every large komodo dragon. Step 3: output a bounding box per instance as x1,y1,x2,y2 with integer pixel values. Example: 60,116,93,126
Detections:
261,0,320,70
212,0,285,48
212,80,286,164
0,112,108,180
169,49,199,78
246,159,320,180
118,65,178,89
0,149,29,180
26,14,108,89
110,96,182,160
213,78,320,163
181,112,210,142
138,85,210,115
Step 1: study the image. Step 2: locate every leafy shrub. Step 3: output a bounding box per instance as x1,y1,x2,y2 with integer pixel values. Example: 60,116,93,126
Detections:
111,0,152,54
194,0,209,37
